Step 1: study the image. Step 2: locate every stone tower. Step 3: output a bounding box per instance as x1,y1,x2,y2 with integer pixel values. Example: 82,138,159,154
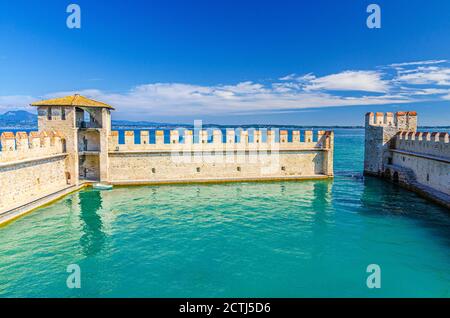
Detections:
31,94,114,184
364,111,417,176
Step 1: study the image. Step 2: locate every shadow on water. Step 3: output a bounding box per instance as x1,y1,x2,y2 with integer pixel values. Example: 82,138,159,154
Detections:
78,190,106,256
360,175,450,246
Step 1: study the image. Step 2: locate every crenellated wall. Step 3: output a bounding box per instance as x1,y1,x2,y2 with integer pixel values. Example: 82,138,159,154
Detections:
394,131,449,158
364,111,450,208
364,111,418,175
108,129,332,150
0,131,70,214
390,131,449,197
107,129,334,184
0,131,65,162
0,98,335,223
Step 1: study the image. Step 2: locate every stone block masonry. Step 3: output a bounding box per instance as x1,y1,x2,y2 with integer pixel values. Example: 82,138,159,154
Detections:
107,129,334,184
0,131,70,215
364,111,449,209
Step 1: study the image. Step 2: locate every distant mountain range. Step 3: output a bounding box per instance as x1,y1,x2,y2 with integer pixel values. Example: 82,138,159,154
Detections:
0,110,448,130
0,111,365,129
0,110,37,127
0,111,177,129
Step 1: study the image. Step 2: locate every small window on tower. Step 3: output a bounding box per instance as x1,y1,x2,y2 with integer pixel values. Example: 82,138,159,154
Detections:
47,107,52,120
61,107,66,120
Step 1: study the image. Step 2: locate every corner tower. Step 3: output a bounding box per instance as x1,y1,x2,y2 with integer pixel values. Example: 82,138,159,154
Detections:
364,111,417,176
31,94,114,184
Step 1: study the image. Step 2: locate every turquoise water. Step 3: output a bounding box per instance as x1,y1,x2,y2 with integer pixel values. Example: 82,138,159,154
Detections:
0,129,449,297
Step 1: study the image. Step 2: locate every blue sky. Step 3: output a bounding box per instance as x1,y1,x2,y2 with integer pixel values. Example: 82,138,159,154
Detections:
0,0,449,125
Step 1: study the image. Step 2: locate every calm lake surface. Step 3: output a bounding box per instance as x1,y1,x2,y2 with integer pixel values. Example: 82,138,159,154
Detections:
0,128,449,297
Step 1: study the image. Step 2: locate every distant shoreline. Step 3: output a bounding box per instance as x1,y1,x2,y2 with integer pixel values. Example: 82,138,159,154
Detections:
1,124,449,131
1,111,449,130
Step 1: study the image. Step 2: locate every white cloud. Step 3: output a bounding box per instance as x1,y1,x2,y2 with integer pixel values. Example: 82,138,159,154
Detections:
406,88,450,95
2,59,449,119
389,59,447,68
395,66,450,85
279,73,315,83
35,83,411,119
304,71,389,93
279,74,297,81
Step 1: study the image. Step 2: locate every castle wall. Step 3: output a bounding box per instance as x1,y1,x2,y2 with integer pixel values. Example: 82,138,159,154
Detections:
107,129,334,184
364,112,416,175
0,132,70,214
395,132,450,158
391,152,449,195
391,132,449,195
364,111,449,208
364,125,384,174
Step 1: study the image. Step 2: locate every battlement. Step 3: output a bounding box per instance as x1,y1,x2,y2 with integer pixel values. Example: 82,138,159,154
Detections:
365,111,417,131
394,131,450,158
108,129,333,152
0,131,66,163
107,128,334,184
396,131,449,142
364,110,449,207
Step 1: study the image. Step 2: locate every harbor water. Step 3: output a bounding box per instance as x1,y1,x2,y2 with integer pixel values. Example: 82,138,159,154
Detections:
0,129,449,297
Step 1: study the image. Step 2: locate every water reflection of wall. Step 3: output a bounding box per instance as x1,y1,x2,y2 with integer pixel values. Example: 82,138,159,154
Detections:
78,190,106,256
309,181,334,257
273,180,334,260
360,177,404,215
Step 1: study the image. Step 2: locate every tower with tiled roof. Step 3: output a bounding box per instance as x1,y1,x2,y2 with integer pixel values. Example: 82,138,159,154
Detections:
31,94,114,184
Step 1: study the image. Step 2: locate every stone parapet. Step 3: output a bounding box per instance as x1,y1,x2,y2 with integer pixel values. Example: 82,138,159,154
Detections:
108,129,333,152
395,131,449,158
0,131,65,163
365,111,417,131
